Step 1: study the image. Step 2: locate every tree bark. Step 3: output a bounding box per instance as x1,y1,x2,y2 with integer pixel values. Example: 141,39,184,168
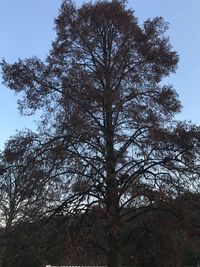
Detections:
104,86,122,267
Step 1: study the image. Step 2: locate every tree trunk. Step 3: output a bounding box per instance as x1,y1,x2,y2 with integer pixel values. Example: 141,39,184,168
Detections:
104,81,122,267
107,235,122,267
106,152,122,267
105,179,122,267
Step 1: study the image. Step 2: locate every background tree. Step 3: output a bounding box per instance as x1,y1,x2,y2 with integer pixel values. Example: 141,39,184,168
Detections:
0,131,68,267
1,1,200,266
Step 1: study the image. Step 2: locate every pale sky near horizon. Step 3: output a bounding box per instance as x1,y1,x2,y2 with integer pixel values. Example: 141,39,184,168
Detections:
0,0,200,149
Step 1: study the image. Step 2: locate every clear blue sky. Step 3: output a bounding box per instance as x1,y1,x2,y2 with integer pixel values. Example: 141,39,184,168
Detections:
0,0,200,149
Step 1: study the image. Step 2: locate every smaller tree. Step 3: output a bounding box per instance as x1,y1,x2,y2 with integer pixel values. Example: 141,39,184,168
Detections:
0,131,69,266
0,132,43,229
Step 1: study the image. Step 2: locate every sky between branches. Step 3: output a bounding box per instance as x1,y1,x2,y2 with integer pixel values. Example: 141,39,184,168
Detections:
0,0,200,149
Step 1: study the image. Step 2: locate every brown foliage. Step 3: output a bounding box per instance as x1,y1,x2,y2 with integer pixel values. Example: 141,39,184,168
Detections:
1,1,200,267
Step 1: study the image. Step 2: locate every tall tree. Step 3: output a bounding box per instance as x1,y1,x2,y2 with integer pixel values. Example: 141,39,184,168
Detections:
1,1,200,266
